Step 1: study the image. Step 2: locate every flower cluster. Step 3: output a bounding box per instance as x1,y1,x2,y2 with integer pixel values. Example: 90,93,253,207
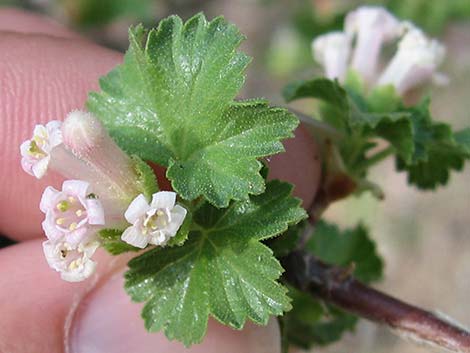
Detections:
20,111,186,282
312,6,446,95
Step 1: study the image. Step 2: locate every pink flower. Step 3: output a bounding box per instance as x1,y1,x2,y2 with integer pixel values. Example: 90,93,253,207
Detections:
345,6,402,84
378,25,446,95
20,121,62,178
121,192,187,248
43,239,100,282
40,180,105,246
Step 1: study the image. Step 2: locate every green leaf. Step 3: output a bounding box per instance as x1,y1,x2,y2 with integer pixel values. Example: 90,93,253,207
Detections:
307,221,383,283
131,155,158,199
283,78,349,131
282,286,357,349
283,78,414,168
98,228,140,255
455,128,470,156
88,14,298,207
267,221,305,258
396,100,470,189
125,180,306,346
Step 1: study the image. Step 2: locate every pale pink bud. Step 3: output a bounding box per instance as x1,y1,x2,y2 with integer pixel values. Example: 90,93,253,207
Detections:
345,6,402,84
40,180,105,246
312,32,352,82
20,121,62,178
121,192,187,248
61,110,141,204
378,26,446,95
43,239,99,282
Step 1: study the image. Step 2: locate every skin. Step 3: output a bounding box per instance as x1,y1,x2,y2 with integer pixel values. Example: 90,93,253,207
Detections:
0,8,321,353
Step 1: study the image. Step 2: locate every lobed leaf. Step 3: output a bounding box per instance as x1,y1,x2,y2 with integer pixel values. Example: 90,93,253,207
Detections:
125,180,306,346
88,14,298,207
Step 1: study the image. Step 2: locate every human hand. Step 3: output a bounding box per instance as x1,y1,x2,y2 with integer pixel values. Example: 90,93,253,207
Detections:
0,8,321,353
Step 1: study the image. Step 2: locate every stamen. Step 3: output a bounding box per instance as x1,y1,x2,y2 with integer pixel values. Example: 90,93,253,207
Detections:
75,209,83,217
69,259,79,270
157,210,164,216
68,196,75,203
60,249,67,259
69,222,78,231
56,200,70,212
56,217,65,225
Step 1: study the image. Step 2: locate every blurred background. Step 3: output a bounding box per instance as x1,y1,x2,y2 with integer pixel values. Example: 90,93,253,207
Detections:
0,0,469,352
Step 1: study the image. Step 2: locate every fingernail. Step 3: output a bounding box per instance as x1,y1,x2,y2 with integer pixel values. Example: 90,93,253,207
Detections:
68,270,281,353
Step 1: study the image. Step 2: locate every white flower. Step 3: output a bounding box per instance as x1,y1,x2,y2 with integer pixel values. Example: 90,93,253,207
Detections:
311,6,446,96
121,192,187,248
43,239,99,282
40,180,105,246
378,25,446,94
312,32,352,82
20,121,62,178
345,6,402,83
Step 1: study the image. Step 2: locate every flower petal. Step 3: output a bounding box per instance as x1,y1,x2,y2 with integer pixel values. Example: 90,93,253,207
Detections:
124,194,149,224
40,186,59,213
21,157,34,176
85,198,105,225
345,6,401,83
165,205,187,236
42,240,63,272
62,180,90,198
151,191,176,209
312,31,351,82
33,124,48,140
20,140,31,157
61,258,97,282
66,227,88,246
121,225,149,249
42,215,63,241
31,155,50,179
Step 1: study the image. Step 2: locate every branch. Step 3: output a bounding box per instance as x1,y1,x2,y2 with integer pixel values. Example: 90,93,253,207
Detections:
282,251,470,353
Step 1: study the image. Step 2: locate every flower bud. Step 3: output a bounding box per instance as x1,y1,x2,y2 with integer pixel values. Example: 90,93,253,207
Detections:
61,110,142,204
312,32,351,82
345,6,402,84
378,26,445,94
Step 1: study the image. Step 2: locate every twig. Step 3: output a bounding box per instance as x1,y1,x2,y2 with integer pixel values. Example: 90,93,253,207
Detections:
282,251,470,353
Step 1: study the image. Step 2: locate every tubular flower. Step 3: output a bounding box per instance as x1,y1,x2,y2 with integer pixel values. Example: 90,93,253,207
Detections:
40,180,105,246
311,6,446,96
312,32,352,82
378,25,446,95
345,6,402,83
121,192,187,248
43,239,100,282
20,121,62,178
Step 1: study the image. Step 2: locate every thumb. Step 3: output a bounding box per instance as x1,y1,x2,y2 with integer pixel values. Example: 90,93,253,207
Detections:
0,239,281,353
70,272,280,353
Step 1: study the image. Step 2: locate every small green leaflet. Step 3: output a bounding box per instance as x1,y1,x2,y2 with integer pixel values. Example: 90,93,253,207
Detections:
98,229,140,255
131,155,159,199
283,78,414,164
281,221,383,350
281,287,357,350
396,100,470,189
307,221,383,283
125,180,306,346
283,78,470,191
88,14,298,207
